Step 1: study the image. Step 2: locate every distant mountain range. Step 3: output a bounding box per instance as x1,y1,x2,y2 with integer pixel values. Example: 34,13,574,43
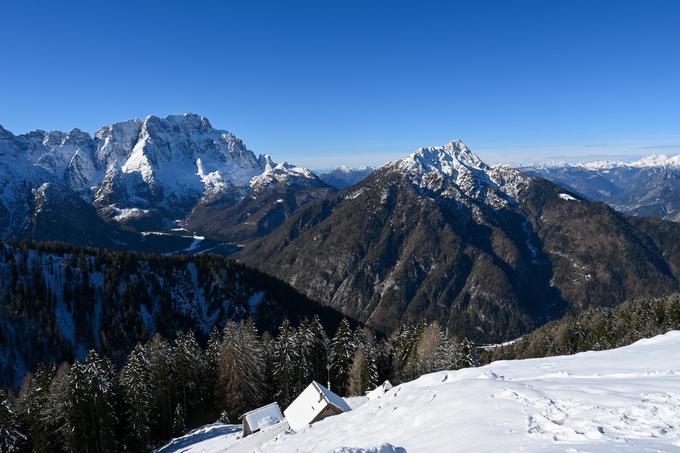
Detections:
3,114,680,343
523,155,680,222
318,166,375,189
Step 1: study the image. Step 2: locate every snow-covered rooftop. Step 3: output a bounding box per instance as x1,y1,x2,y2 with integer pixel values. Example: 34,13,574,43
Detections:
241,402,284,433
283,381,351,432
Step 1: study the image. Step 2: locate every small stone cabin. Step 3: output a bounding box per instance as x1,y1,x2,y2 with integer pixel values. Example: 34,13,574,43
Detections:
284,381,352,431
240,402,284,437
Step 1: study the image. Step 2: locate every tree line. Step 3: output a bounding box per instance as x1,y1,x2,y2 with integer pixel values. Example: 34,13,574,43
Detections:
0,240,344,388
484,293,680,362
1,317,477,453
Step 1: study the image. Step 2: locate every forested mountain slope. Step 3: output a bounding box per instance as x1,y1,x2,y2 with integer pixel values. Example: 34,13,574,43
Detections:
0,241,344,388
240,141,680,342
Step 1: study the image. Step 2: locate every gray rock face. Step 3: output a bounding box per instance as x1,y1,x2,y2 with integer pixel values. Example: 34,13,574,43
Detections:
0,113,326,239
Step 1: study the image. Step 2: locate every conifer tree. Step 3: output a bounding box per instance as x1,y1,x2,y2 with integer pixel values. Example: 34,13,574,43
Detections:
203,326,222,419
272,319,299,406
15,364,60,453
389,322,423,383
0,393,26,453
307,316,329,383
455,338,479,369
260,333,277,405
172,404,186,437
43,363,71,450
120,343,152,451
294,318,312,395
65,351,119,453
173,330,204,421
329,319,355,395
145,334,175,442
217,320,265,418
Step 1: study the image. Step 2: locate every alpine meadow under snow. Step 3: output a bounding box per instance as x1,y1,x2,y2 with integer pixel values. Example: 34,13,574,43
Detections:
160,331,680,453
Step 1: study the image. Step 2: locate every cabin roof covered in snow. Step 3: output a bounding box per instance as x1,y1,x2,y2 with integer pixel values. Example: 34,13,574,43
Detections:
314,381,352,412
241,402,284,432
284,381,351,431
366,380,393,400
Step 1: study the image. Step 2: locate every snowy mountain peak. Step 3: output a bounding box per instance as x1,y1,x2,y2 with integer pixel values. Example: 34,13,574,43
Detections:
259,154,276,171
391,140,530,209
249,160,318,193
526,153,680,171
0,114,325,232
404,139,488,175
628,153,680,168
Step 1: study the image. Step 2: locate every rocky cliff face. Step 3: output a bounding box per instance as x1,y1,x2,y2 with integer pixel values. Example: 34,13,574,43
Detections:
0,114,330,242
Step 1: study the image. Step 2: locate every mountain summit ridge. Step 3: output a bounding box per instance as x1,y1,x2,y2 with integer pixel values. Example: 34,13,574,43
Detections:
0,113,327,235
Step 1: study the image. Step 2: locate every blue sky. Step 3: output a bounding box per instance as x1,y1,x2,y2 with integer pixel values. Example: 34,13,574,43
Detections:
1,0,679,168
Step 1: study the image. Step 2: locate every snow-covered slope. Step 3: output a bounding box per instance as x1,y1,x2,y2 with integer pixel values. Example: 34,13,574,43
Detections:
259,331,680,452
173,331,679,452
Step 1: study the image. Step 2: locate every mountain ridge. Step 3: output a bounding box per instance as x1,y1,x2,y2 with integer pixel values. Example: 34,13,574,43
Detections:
0,113,331,243
238,141,680,341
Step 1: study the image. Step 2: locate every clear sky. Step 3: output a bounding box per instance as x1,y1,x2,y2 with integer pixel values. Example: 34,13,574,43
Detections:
1,0,679,168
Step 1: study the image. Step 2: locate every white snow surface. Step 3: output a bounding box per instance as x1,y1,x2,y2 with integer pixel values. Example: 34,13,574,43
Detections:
365,381,393,400
389,140,532,209
156,423,243,453
558,193,578,201
257,331,680,452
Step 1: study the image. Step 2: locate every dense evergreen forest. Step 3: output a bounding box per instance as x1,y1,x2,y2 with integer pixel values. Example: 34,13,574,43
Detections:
0,317,477,452
0,240,344,388
483,293,680,362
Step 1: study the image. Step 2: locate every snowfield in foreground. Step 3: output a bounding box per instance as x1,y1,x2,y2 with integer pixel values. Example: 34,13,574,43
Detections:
161,331,680,452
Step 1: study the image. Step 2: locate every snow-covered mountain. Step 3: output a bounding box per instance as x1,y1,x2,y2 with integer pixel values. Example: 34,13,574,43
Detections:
0,114,327,241
525,154,680,222
159,330,680,453
318,165,375,189
240,140,680,340
388,139,531,210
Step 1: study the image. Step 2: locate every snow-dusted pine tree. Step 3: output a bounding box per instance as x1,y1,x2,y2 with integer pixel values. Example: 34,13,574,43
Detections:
307,315,329,384
272,319,300,406
329,319,355,395
217,320,265,418
0,393,26,453
15,364,60,452
65,351,119,452
172,404,186,437
120,343,152,450
455,338,479,369
294,318,313,395
173,330,204,420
